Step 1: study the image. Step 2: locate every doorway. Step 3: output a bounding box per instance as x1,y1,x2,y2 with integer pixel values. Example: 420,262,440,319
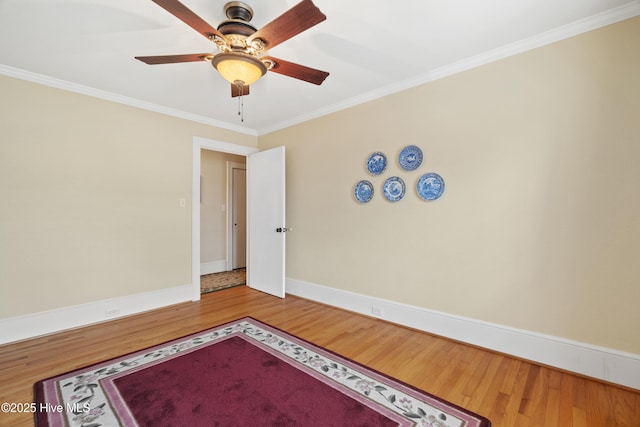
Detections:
191,137,258,301
199,153,246,294
191,138,287,301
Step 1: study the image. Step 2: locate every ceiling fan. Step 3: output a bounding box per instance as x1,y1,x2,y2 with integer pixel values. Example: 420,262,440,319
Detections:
135,0,329,98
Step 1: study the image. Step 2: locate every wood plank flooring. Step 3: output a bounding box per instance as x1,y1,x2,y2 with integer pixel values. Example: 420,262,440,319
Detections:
1,286,638,426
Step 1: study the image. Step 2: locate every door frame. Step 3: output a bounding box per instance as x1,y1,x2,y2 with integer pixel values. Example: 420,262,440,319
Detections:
191,136,258,301
227,161,246,271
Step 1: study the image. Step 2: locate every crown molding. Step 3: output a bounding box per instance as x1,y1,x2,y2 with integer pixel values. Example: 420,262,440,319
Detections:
0,64,258,137
2,2,638,137
258,1,640,135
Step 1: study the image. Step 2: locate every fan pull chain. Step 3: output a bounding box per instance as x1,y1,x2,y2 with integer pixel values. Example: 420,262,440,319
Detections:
236,82,244,123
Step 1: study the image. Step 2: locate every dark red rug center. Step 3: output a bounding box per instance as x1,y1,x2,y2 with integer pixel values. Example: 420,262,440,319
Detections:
113,336,397,426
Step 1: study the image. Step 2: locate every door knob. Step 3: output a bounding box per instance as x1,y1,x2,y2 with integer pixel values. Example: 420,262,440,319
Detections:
275,227,290,233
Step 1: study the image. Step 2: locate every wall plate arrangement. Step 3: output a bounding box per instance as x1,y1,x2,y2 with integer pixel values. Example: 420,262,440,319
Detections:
355,146,444,204
354,180,374,203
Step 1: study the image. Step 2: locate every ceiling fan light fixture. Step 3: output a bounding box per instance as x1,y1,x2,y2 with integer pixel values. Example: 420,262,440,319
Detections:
212,52,266,86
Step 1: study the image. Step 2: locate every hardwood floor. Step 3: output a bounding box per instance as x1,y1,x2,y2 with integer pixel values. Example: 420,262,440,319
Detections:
1,286,638,426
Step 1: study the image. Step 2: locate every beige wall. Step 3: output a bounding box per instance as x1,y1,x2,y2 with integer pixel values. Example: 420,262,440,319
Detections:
200,149,245,266
1,17,638,354
0,76,257,318
259,17,640,353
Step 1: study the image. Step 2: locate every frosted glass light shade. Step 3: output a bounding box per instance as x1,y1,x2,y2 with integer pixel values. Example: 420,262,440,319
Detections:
212,52,266,86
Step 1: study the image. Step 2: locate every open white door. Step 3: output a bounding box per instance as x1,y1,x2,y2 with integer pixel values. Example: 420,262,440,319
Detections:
247,146,286,298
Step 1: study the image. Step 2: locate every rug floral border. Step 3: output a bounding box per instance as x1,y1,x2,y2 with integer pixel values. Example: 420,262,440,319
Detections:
35,317,491,427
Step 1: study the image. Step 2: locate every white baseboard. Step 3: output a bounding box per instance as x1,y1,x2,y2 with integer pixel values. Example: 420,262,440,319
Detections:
0,284,192,345
286,278,640,391
200,260,228,275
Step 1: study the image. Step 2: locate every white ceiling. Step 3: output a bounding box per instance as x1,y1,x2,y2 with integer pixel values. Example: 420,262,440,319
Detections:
1,0,638,135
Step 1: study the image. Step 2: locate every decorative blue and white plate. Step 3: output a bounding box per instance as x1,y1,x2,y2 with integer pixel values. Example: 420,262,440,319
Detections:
383,176,406,202
416,173,445,201
399,145,423,171
366,152,387,176
354,180,374,203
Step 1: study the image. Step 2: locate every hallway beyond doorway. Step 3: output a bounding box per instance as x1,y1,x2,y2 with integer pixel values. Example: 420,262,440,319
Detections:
201,268,246,294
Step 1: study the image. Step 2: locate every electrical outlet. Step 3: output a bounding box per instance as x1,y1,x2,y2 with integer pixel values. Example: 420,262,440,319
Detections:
371,306,383,317
105,308,120,318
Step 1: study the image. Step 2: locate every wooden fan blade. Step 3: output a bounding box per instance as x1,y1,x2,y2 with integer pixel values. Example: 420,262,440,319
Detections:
135,53,212,65
263,56,329,85
247,0,326,51
231,84,250,98
151,0,225,40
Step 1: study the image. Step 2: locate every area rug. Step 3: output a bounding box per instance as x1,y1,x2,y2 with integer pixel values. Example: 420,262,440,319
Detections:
34,317,491,427
201,268,246,294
